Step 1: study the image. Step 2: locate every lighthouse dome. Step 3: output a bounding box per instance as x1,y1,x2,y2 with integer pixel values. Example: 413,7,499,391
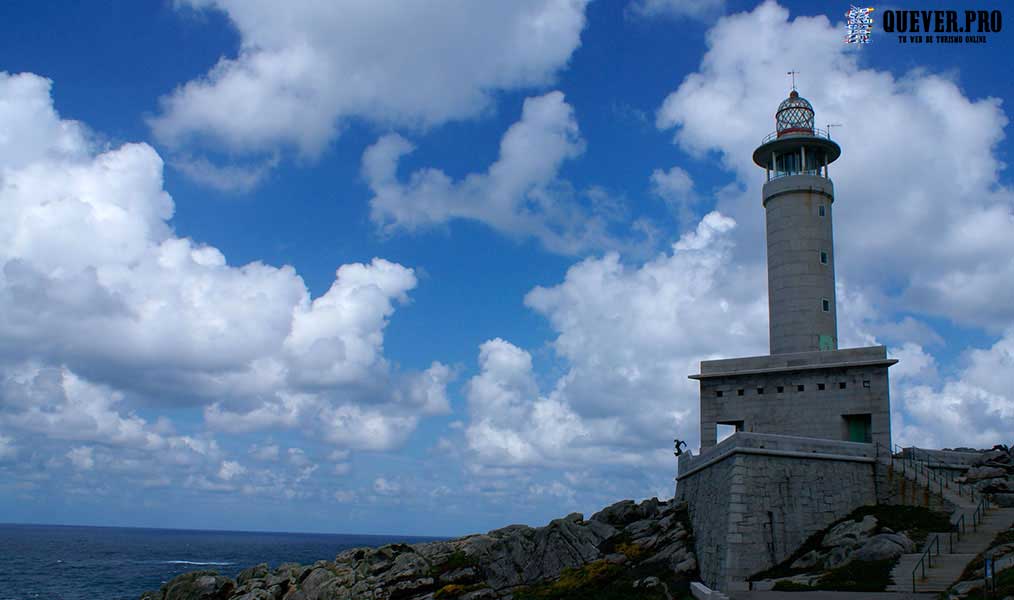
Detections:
776,90,815,136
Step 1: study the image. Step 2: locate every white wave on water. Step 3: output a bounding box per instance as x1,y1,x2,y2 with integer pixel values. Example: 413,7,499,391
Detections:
164,560,235,566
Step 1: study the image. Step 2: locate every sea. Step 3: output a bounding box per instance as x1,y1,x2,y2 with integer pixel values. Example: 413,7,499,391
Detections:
0,523,444,600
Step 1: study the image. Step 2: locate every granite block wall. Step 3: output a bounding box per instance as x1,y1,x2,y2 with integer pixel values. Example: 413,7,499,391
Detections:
678,441,877,591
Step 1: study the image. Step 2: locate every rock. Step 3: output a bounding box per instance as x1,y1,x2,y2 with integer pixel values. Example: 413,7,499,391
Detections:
623,518,657,538
633,576,661,588
974,449,1008,466
790,550,822,570
232,591,273,600
295,568,337,600
822,515,877,549
161,571,235,600
439,567,477,584
949,579,981,597
966,466,1007,481
992,493,1014,507
590,500,639,527
851,533,914,562
237,564,269,587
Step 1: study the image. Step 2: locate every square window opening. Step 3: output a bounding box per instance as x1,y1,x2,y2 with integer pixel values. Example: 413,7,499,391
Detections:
737,389,745,396
863,380,871,388
817,383,826,391
716,390,724,397
756,387,765,395
717,421,743,443
839,382,847,390
797,384,805,392
776,386,785,393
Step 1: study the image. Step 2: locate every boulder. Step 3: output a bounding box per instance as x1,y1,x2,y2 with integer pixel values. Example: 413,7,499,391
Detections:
161,572,235,600
851,533,914,562
236,564,269,587
966,466,1008,481
822,515,877,549
590,500,639,527
790,550,822,570
993,493,1014,508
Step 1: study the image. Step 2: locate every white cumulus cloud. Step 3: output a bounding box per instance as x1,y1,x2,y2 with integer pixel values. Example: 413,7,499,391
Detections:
0,71,451,481
365,91,630,254
149,0,589,181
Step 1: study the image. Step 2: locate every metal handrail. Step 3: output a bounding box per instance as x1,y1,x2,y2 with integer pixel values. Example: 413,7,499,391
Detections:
760,127,833,144
912,534,941,592
972,494,991,530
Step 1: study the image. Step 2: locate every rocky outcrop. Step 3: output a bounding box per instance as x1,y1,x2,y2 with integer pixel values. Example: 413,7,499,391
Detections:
140,498,697,600
751,509,925,591
962,445,1014,509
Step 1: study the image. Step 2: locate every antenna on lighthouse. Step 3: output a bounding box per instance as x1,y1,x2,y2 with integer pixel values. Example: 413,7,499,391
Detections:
787,70,800,91
827,123,843,139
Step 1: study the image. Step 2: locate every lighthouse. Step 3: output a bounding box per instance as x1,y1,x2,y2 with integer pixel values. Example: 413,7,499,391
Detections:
675,87,902,593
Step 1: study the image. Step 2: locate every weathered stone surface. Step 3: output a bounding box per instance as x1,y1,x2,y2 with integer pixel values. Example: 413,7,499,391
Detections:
157,572,235,600
965,466,1008,481
790,550,821,570
851,533,913,562
590,500,639,527
821,515,877,549
994,493,1014,507
236,564,269,587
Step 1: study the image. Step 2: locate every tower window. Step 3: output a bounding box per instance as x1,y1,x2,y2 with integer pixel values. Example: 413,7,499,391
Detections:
797,384,805,392
863,380,871,388
737,389,745,396
822,298,831,312
839,382,847,390
757,387,765,395
820,251,829,264
716,390,724,397
817,383,826,391
819,205,826,217
776,386,785,393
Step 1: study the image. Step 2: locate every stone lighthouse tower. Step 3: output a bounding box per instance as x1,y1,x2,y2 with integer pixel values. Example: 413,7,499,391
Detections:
752,90,842,355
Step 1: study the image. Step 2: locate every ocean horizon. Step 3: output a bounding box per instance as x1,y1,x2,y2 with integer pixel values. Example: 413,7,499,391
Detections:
0,522,445,600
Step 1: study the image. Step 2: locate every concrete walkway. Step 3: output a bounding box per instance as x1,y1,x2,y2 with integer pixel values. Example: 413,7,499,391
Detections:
729,592,936,599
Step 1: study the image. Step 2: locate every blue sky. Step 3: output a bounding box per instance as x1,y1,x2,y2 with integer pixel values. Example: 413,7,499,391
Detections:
0,0,1012,536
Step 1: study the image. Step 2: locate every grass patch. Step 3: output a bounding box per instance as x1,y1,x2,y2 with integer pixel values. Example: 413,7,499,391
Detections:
816,558,896,591
848,505,950,543
772,580,815,591
770,559,896,592
434,583,485,599
616,542,646,561
512,559,694,600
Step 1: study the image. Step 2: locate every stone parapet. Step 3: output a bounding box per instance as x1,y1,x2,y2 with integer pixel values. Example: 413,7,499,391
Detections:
678,432,877,480
691,346,895,379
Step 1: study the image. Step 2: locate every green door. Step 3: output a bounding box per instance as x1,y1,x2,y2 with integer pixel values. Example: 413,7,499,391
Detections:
846,414,872,443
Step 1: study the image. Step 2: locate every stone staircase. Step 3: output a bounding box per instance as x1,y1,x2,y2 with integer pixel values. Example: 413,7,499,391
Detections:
880,454,1014,593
